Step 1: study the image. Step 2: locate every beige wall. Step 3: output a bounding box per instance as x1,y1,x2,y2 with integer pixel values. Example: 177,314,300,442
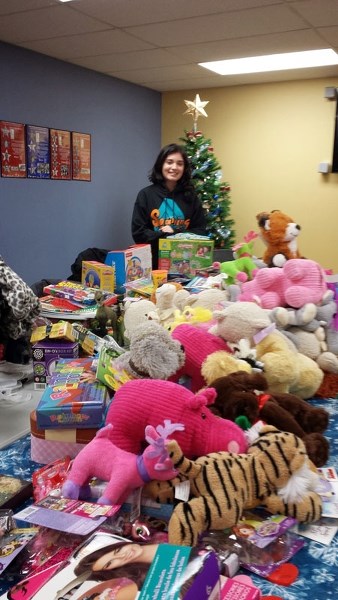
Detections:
162,78,338,273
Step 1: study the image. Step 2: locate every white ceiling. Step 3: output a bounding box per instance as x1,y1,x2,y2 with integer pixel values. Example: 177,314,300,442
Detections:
1,0,338,91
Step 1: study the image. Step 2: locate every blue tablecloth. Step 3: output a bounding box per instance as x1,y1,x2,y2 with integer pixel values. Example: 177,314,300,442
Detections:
0,397,337,598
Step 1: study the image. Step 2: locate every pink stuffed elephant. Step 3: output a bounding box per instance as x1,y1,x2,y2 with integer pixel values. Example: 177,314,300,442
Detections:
62,422,180,505
105,379,248,457
239,259,328,309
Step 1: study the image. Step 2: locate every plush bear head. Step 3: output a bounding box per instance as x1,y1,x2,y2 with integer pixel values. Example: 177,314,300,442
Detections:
256,209,302,267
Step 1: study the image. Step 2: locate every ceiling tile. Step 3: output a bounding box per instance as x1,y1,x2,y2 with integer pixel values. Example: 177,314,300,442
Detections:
71,48,188,72
0,6,107,43
125,5,308,47
0,0,59,15
292,0,338,27
72,0,281,28
18,29,153,59
166,29,328,63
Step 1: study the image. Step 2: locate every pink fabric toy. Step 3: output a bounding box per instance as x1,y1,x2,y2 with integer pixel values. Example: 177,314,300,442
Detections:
105,379,248,457
62,422,180,505
239,259,329,309
170,323,232,392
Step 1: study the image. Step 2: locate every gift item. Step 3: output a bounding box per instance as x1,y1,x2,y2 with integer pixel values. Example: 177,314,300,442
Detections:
30,410,98,464
81,260,115,292
105,243,152,293
35,358,109,429
159,235,214,276
32,339,79,390
2,531,221,600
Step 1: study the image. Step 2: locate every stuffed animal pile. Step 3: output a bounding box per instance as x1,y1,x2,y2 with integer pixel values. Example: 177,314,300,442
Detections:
59,207,335,557
166,425,322,546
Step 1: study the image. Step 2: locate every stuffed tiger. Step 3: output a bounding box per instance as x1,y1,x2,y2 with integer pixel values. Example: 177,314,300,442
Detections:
165,425,322,547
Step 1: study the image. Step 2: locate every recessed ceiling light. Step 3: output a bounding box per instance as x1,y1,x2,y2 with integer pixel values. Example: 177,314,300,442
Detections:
58,0,75,3
199,49,338,76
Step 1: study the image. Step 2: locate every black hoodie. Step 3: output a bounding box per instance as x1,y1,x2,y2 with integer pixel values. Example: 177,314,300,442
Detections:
131,182,207,268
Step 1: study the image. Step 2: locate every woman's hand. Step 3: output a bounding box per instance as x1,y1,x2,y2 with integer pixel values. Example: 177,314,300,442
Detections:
160,225,174,234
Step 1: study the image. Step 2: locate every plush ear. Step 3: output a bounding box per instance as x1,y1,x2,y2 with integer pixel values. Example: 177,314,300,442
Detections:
256,212,270,228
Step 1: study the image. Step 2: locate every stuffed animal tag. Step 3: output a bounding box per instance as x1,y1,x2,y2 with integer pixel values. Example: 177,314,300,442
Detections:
174,480,190,501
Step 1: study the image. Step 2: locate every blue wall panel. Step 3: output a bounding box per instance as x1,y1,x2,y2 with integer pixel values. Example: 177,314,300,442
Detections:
0,42,161,284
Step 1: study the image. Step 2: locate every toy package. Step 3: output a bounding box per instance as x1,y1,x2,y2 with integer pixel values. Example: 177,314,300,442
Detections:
81,260,115,292
0,530,221,600
35,358,110,429
105,244,152,293
159,234,214,276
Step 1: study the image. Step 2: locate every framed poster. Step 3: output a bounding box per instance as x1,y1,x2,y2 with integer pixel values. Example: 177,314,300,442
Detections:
50,128,71,180
0,120,26,177
26,124,50,179
72,131,91,181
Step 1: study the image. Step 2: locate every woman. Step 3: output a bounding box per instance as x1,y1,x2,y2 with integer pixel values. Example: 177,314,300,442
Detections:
131,143,207,269
74,540,158,585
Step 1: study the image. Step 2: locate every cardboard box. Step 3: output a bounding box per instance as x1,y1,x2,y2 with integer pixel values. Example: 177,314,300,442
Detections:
82,260,115,292
30,410,98,464
159,237,214,276
105,244,152,293
36,357,110,429
96,345,128,390
1,533,221,600
32,340,79,390
221,577,261,599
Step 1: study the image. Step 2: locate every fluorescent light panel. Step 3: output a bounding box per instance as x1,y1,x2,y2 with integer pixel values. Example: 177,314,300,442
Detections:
199,49,338,76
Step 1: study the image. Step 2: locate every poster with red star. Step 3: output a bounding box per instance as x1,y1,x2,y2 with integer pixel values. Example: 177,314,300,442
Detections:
72,131,91,181
50,128,71,180
0,120,26,177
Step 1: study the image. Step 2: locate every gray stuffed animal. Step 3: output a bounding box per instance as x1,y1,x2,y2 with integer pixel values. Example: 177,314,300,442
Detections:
111,320,185,380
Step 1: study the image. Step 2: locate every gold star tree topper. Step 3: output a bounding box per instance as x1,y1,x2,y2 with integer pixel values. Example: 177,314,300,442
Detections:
184,94,209,132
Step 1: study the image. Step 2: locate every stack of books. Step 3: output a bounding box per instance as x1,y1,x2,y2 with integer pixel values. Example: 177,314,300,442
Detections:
39,281,117,320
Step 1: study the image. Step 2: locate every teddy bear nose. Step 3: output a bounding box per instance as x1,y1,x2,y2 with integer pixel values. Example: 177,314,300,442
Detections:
296,225,301,231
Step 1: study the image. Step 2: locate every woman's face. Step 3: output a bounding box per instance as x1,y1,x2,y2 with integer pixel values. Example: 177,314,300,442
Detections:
92,543,144,572
162,152,185,187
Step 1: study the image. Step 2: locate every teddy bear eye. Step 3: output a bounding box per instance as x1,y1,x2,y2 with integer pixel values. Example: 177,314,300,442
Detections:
201,412,207,420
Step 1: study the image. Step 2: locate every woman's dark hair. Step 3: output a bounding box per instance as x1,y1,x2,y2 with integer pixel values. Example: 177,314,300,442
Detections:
148,143,194,192
74,541,150,588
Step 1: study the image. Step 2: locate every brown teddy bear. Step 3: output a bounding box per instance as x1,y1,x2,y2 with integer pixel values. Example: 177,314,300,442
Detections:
256,209,303,267
209,370,329,467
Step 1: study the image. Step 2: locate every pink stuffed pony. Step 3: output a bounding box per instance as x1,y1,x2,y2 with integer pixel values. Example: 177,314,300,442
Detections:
62,421,180,505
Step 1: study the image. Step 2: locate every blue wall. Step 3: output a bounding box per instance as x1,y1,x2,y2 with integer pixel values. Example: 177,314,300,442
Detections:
0,42,161,285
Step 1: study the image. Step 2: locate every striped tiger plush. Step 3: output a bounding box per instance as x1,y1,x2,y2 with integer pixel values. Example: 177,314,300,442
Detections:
166,425,322,547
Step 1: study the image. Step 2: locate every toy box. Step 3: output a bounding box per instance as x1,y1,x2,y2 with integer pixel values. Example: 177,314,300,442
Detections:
159,236,214,276
105,243,152,293
30,410,99,464
32,339,79,390
81,260,115,292
96,344,127,390
0,532,221,600
35,357,110,429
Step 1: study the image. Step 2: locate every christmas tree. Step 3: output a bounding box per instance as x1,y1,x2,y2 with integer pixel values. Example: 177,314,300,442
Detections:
181,94,236,248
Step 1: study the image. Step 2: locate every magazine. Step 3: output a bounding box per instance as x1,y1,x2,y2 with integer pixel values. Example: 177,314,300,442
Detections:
0,530,220,600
